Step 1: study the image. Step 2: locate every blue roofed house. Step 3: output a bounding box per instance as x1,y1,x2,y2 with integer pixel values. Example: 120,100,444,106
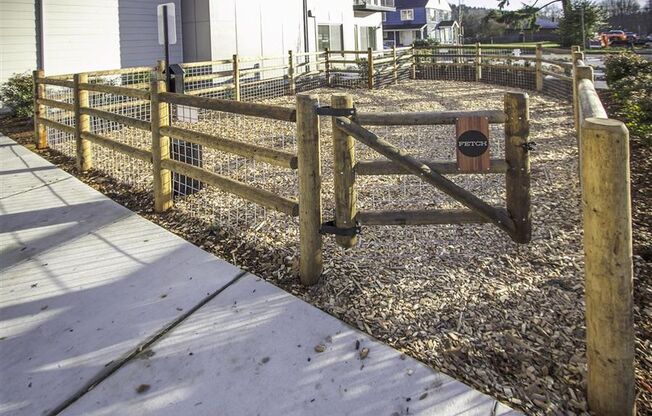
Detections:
382,0,459,47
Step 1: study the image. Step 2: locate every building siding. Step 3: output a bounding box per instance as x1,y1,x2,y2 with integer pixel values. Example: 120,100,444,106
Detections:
0,0,38,85
117,0,184,67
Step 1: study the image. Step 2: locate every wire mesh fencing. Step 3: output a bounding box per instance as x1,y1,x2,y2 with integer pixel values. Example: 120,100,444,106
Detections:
167,102,300,237
84,68,153,192
43,82,76,158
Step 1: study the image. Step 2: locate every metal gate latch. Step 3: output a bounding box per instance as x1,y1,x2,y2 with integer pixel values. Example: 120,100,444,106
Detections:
319,220,361,237
522,141,537,152
314,106,357,118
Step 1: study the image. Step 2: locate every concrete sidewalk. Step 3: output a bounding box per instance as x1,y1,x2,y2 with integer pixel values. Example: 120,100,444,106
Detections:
0,135,519,416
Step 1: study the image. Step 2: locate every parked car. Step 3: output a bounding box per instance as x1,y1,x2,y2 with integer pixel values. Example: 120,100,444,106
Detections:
601,30,627,46
588,39,603,49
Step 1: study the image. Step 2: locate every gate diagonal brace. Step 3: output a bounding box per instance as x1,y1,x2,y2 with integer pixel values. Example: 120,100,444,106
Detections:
319,220,361,237
315,105,357,118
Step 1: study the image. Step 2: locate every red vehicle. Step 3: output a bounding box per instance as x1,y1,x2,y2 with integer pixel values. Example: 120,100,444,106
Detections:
601,30,628,46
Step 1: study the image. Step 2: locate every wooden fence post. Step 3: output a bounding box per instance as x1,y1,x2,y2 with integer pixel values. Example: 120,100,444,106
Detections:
73,73,92,171
392,44,398,84
411,46,417,80
233,54,241,101
296,94,323,285
33,69,47,149
504,92,531,244
332,93,357,248
475,42,482,82
535,43,543,92
324,48,331,87
572,51,586,136
151,62,173,212
367,47,374,90
575,65,594,140
581,118,635,416
288,50,296,95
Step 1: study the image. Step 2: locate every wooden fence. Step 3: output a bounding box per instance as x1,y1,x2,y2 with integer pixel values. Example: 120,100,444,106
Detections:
32,43,634,415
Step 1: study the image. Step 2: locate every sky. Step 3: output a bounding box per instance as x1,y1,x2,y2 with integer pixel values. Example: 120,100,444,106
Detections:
457,0,648,10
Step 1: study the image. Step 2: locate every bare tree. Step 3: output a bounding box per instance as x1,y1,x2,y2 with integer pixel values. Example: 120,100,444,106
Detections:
601,0,641,17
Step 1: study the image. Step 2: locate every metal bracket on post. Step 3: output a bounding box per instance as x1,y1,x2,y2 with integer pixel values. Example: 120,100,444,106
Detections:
314,105,357,118
319,220,361,237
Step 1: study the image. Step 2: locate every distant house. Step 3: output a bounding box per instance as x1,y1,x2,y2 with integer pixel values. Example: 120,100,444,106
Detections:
381,0,459,46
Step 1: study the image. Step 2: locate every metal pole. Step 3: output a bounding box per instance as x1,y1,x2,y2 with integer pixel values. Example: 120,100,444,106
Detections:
580,6,586,50
163,5,171,91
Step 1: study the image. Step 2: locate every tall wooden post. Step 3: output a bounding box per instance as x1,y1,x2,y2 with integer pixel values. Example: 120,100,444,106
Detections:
73,73,92,171
332,93,357,249
504,92,531,244
324,48,331,87
535,43,543,92
367,47,375,89
288,50,296,95
33,69,47,149
572,51,586,137
296,94,323,285
581,118,634,416
151,62,173,212
475,42,482,82
233,54,241,101
392,44,398,84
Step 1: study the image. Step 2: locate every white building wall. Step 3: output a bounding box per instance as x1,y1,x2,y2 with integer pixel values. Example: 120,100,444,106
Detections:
0,0,38,85
42,0,121,75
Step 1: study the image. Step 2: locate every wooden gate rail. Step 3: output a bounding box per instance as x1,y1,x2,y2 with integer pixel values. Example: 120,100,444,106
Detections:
356,209,491,226
333,116,518,239
356,110,506,125
355,159,508,176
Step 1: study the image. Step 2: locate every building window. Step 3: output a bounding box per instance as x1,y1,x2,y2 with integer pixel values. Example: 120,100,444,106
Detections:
382,12,386,22
428,9,435,20
400,9,413,21
318,24,344,51
360,26,377,50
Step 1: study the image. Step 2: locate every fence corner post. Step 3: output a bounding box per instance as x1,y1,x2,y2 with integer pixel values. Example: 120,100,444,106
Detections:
581,118,635,416
73,73,92,171
150,64,173,213
367,47,375,90
296,93,323,285
332,93,358,249
233,54,241,101
504,92,531,244
288,50,296,95
535,42,543,92
475,42,482,82
33,69,47,150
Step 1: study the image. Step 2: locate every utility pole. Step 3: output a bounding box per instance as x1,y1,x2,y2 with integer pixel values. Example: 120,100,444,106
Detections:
580,5,586,49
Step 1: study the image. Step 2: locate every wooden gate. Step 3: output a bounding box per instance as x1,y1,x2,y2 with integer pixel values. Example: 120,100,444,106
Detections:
324,92,532,248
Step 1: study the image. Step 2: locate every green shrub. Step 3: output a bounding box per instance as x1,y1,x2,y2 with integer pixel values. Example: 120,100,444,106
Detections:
611,74,652,144
413,38,439,48
604,52,651,86
0,73,34,118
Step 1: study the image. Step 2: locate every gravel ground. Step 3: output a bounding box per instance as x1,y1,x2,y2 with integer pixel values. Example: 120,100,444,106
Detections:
5,79,650,415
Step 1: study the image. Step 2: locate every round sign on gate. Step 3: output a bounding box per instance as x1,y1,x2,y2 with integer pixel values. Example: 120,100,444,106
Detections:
457,130,489,158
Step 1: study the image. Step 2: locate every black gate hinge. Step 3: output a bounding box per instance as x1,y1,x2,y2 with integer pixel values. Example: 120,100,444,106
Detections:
314,105,357,118
522,141,537,152
319,220,361,237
